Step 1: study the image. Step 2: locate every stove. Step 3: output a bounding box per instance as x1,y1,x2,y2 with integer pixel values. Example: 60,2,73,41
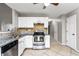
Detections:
33,32,45,49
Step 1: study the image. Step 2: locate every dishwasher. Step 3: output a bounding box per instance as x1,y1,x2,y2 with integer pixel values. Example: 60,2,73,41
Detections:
1,40,18,56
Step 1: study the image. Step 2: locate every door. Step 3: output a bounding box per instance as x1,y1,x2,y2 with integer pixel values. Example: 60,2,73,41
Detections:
66,15,76,49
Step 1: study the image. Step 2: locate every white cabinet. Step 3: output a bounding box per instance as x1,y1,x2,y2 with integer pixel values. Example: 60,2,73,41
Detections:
18,17,49,28
45,35,50,48
18,35,33,56
18,17,33,28
18,37,25,56
26,20,33,28
44,22,48,28
24,36,33,48
18,18,26,27
18,35,50,56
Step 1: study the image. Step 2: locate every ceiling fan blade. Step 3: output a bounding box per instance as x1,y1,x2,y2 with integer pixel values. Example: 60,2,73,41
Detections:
33,3,38,4
51,3,59,6
43,6,46,9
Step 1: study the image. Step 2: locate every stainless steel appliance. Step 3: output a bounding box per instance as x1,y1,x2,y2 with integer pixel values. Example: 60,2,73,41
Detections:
33,32,45,49
1,40,18,56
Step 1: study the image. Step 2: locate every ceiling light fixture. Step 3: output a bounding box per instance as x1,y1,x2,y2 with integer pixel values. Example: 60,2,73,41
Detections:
44,3,50,6
33,3,59,9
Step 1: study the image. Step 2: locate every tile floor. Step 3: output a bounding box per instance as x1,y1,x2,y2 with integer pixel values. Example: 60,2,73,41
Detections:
22,41,79,56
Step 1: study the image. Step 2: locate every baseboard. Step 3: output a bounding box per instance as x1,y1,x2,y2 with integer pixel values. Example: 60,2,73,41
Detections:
56,41,63,45
56,40,66,46
56,41,79,53
65,45,79,53
62,43,66,45
74,49,79,53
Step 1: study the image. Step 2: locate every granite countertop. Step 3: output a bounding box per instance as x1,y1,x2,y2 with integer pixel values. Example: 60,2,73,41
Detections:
0,31,11,33
18,34,50,38
0,37,17,47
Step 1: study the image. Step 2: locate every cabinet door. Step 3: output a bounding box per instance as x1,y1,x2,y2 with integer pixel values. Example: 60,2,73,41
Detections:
45,35,50,48
44,22,48,28
18,42,23,56
18,17,33,28
24,36,33,48
26,20,33,28
18,38,25,56
18,18,26,27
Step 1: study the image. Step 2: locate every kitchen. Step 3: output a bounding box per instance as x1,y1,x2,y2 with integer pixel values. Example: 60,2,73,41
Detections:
18,17,50,55
0,3,51,56
0,3,79,56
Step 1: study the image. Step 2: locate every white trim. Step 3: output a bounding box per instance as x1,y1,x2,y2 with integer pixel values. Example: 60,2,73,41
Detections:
57,40,79,52
62,43,66,45
75,49,79,53
0,48,1,56
56,40,62,45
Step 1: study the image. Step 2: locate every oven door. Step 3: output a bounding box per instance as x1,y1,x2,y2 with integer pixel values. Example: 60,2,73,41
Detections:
34,36,44,42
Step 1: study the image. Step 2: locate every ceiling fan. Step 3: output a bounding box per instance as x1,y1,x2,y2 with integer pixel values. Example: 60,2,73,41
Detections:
33,3,59,9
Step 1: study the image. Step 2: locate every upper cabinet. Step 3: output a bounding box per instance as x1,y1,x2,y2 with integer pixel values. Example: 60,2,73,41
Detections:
18,17,33,28
44,22,48,28
18,18,25,27
18,17,48,28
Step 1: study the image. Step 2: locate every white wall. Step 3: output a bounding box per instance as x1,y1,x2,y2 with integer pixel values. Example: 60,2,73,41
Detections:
61,15,67,45
53,21,58,41
12,9,18,28
57,22,62,43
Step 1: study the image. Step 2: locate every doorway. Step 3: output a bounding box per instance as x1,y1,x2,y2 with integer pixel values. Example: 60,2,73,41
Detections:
48,21,55,43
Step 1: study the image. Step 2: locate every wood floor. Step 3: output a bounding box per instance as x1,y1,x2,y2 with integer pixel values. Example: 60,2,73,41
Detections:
22,41,79,56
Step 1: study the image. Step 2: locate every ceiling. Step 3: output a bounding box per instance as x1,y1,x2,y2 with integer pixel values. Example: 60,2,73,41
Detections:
6,3,79,18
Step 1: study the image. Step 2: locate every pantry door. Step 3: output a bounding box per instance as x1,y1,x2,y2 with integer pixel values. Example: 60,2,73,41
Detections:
66,15,76,49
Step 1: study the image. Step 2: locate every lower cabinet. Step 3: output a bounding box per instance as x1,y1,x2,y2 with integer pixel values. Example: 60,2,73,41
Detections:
18,36,33,56
24,36,33,48
18,37,25,56
45,35,50,48
18,35,50,56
